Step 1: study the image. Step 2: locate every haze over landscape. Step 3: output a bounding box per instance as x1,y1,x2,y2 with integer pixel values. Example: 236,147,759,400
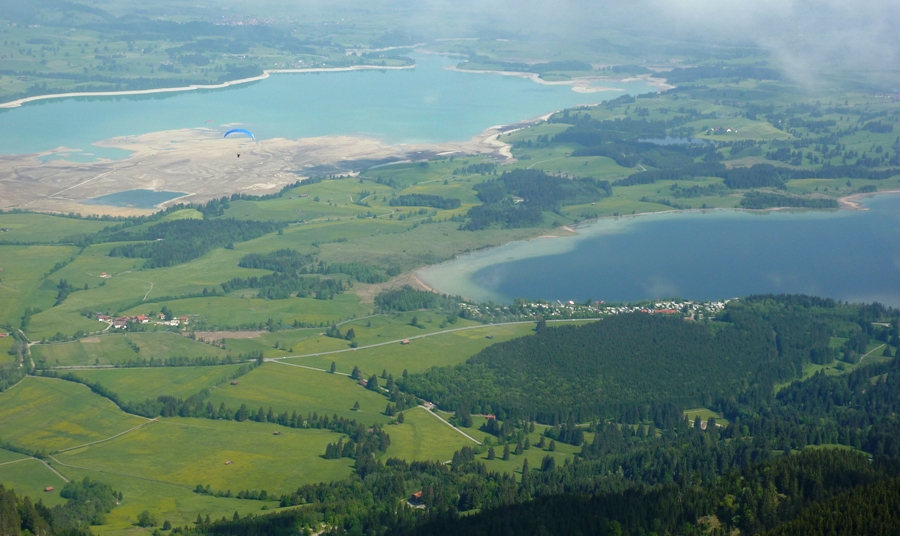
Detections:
1,1,899,535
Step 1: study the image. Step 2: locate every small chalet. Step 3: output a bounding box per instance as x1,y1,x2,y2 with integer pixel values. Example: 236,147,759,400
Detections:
400,339,410,345
410,491,423,504
113,317,129,329
358,379,368,387
179,316,189,325
136,314,149,323
230,381,239,386
96,314,111,322
273,431,281,435
225,460,233,465
44,487,53,492
0,333,7,339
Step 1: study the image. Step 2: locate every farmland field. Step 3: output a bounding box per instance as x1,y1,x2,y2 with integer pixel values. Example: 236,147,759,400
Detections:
55,417,355,495
32,332,232,367
69,365,247,403
0,377,147,452
206,363,392,423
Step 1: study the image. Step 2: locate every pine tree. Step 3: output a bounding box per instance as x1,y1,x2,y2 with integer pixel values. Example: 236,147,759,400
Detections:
502,444,510,460
549,440,556,452
515,441,524,455
487,446,496,460
397,412,405,424
330,361,337,373
351,366,360,379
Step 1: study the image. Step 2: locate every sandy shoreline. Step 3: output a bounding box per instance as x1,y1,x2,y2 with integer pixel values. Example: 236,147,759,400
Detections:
838,189,900,210
0,64,415,109
446,65,674,93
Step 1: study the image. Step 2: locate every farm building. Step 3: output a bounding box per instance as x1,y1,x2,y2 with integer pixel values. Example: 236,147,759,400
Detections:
401,339,410,345
44,487,53,492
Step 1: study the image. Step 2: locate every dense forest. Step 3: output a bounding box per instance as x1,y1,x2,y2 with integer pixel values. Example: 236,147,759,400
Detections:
464,169,610,230
107,219,284,268
397,303,838,423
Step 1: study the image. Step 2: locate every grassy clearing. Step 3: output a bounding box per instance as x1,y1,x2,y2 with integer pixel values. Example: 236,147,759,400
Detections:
287,322,538,376
32,332,231,367
0,377,147,452
0,213,111,243
683,408,729,425
56,417,355,496
70,365,246,404
383,407,475,462
208,363,392,424
120,293,367,329
0,449,28,464
0,458,68,507
56,464,267,536
0,245,80,327
0,337,16,366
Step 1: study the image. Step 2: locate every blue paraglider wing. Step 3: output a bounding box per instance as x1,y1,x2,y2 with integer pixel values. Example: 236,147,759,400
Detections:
223,129,255,141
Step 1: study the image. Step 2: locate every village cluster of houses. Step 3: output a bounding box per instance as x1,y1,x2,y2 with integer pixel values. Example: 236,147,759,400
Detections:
95,313,189,329
458,298,731,322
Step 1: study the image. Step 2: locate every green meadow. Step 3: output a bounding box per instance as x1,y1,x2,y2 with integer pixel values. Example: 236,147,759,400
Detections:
383,407,477,463
70,365,246,403
32,332,231,367
55,417,355,495
0,245,80,327
0,457,69,507
0,377,147,452
207,363,392,423
53,464,266,536
285,321,539,375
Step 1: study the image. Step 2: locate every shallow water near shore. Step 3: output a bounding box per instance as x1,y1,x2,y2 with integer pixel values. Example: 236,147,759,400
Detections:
418,194,900,306
0,54,653,156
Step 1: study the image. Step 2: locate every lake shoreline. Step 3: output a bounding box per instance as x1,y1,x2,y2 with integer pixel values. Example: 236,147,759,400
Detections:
415,191,900,302
447,65,675,93
0,64,416,109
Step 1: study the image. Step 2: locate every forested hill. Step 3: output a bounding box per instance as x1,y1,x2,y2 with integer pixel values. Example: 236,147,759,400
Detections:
398,310,829,423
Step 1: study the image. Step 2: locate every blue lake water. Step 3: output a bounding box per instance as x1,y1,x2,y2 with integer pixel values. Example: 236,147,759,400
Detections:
0,54,654,156
419,194,900,306
82,189,186,208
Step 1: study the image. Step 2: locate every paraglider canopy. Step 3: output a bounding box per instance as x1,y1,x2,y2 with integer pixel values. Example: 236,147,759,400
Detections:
224,129,255,141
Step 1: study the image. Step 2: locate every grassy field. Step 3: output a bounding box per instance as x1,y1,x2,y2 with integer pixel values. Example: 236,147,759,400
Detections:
0,245,80,327
55,417,355,496
0,377,147,452
383,407,476,462
70,365,246,403
207,363,392,423
284,321,538,375
32,332,232,367
0,213,112,243
683,407,728,425
55,464,268,536
0,457,69,507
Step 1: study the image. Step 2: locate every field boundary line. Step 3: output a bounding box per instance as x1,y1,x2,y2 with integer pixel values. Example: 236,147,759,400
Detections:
417,406,481,445
859,343,886,365
0,457,33,467
57,420,155,453
273,319,595,361
49,456,192,490
268,360,350,376
38,459,69,483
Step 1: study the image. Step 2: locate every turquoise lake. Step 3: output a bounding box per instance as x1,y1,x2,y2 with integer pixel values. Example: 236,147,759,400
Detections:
419,194,900,306
82,189,187,209
0,54,654,156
